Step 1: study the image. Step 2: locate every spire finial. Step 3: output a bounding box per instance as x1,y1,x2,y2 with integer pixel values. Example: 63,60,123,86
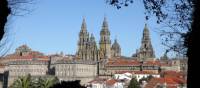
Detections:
144,23,148,31
83,16,86,23
103,16,108,27
81,17,87,30
145,23,147,28
104,16,107,22
90,33,96,42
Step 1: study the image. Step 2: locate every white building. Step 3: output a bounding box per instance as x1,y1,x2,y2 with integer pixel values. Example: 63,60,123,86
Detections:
88,78,125,88
133,71,160,82
114,72,132,80
106,79,124,88
114,71,160,82
87,78,106,88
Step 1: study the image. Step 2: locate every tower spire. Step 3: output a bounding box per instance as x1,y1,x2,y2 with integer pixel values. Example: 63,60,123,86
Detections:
77,17,90,60
143,23,150,41
90,33,95,42
81,17,87,31
103,16,108,27
135,23,155,61
100,17,111,59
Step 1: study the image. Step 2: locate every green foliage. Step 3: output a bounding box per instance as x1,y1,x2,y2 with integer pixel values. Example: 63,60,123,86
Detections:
9,74,32,88
40,77,59,88
50,80,86,88
107,0,193,56
9,74,58,88
128,78,141,88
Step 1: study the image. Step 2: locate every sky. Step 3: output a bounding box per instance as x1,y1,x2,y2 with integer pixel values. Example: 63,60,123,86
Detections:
5,0,167,58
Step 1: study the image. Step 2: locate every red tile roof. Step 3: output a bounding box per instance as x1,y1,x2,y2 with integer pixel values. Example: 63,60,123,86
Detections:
3,54,49,60
143,61,160,66
88,78,107,84
106,79,117,86
106,59,172,66
162,71,184,79
145,77,186,88
134,71,158,74
115,71,158,75
106,59,141,66
0,64,6,68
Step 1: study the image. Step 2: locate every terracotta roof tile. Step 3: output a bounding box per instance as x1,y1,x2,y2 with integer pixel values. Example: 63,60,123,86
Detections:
162,71,184,79
88,78,107,84
145,77,186,88
106,59,140,66
115,71,158,75
106,79,117,86
106,59,172,66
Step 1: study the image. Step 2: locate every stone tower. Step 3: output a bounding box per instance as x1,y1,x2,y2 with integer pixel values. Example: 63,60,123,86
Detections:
89,34,99,61
77,18,90,60
135,24,155,61
15,44,32,56
99,17,111,59
111,38,121,57
160,52,168,60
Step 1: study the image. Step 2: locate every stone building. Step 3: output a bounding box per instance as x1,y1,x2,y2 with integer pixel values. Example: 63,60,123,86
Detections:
111,38,121,57
100,58,160,76
77,17,121,61
15,45,32,56
54,60,97,84
7,60,48,87
133,24,155,61
76,18,99,61
159,58,187,72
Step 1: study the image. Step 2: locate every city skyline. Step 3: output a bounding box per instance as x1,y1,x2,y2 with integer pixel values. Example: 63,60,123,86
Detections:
6,0,167,58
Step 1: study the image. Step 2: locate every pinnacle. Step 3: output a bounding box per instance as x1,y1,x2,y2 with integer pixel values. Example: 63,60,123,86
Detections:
81,17,87,31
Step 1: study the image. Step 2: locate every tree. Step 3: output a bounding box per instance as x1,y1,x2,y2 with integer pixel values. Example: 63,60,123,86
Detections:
0,0,11,40
0,0,34,56
106,0,199,87
51,80,86,88
128,78,140,88
187,1,200,88
0,0,11,57
37,77,59,88
107,0,192,56
0,0,34,41
9,74,32,88
9,75,59,88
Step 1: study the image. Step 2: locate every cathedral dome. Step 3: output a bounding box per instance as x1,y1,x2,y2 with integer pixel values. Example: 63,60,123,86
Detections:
112,39,120,50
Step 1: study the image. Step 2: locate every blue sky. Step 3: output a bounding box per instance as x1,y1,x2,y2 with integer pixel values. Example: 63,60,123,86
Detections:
6,0,167,58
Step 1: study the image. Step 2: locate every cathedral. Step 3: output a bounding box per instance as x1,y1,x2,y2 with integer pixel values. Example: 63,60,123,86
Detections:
76,17,121,61
0,17,188,87
76,17,155,61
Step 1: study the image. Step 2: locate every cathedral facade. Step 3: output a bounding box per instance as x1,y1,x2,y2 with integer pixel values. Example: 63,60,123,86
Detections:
76,17,121,61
